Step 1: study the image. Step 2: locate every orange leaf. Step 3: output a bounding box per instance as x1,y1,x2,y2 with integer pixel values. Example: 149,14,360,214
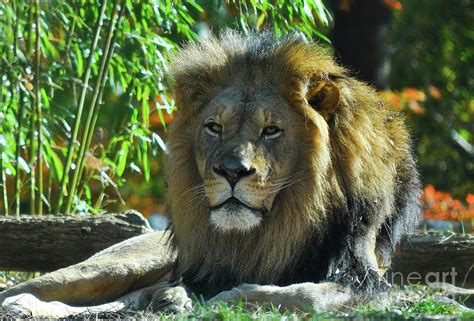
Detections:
383,0,403,10
427,85,442,99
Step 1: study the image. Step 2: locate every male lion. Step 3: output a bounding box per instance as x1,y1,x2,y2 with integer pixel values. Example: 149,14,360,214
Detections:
1,30,421,317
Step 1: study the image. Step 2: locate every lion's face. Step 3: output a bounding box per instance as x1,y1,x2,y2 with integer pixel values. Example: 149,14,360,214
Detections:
193,86,302,232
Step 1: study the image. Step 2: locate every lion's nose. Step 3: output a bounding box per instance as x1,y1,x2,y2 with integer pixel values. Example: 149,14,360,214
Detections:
213,156,256,188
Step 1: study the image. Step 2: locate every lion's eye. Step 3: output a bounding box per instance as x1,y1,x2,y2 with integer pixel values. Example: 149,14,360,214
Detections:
205,122,222,137
262,126,282,139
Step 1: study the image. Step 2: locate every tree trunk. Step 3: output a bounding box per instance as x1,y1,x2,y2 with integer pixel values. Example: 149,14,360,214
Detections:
0,211,153,272
331,0,392,90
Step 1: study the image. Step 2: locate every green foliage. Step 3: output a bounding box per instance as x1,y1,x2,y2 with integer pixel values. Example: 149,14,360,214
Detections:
404,298,459,316
0,0,331,215
390,0,474,198
198,0,332,41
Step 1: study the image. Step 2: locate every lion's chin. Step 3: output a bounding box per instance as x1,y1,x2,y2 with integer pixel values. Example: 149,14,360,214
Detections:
209,201,262,233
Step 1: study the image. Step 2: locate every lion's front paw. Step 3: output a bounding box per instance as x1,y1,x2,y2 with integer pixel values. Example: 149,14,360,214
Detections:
138,284,192,313
1,293,81,317
209,283,273,304
2,293,36,316
208,287,240,303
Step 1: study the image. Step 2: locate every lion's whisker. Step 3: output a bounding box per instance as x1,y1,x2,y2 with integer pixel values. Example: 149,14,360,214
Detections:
269,177,307,193
171,183,205,208
271,168,310,184
270,173,308,188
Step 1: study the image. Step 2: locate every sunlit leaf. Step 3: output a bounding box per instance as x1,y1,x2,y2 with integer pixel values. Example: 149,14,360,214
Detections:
140,140,150,182
75,45,83,77
152,132,167,154
40,88,50,109
116,141,130,177
43,143,64,180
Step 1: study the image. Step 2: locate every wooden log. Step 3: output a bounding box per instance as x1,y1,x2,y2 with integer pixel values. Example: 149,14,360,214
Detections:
0,211,153,272
390,232,474,288
1,213,473,289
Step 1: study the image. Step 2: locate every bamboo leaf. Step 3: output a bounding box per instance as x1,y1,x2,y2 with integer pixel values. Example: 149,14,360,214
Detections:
18,156,31,174
74,45,84,77
130,162,141,173
152,132,167,154
142,86,150,128
116,141,130,177
140,140,150,182
40,88,50,109
42,143,64,180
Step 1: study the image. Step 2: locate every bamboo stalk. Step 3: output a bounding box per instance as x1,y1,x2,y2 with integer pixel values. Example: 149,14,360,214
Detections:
34,0,43,215
13,0,24,217
65,0,124,214
1,39,9,215
25,0,35,215
29,116,36,214
93,188,106,209
15,90,25,216
13,0,19,63
70,1,127,213
0,46,6,215
0,152,8,215
0,49,3,107
63,17,76,62
26,1,33,57
65,2,80,116
54,0,108,214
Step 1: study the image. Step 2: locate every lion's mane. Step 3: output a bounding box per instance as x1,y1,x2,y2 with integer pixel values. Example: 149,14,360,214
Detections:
164,31,421,297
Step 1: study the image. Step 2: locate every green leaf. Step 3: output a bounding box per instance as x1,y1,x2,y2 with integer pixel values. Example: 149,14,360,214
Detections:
18,157,31,174
130,162,141,173
314,0,330,25
137,140,150,182
75,45,83,77
302,0,314,20
256,12,267,29
142,86,150,128
84,184,91,200
157,108,166,129
152,133,167,153
116,141,130,177
40,88,50,109
43,143,64,180
187,1,204,12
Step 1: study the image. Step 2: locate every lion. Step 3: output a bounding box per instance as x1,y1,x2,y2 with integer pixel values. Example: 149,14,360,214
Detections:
0,30,421,317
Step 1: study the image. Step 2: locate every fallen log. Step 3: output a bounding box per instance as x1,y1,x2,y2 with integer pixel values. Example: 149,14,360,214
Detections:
0,214,473,288
390,232,474,288
0,211,153,272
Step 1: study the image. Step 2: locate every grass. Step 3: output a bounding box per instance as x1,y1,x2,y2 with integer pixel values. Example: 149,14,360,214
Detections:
352,299,473,320
1,281,472,320
69,298,473,321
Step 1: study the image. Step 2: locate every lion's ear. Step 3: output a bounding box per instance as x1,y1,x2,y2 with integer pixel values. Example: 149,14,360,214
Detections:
306,79,341,120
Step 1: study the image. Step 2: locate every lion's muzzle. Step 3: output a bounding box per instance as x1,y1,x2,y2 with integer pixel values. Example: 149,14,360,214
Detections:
213,154,256,188
206,155,269,232
209,198,263,232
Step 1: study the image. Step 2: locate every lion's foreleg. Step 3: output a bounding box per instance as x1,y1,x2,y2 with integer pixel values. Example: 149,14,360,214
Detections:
0,231,176,307
2,280,190,317
209,282,354,312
